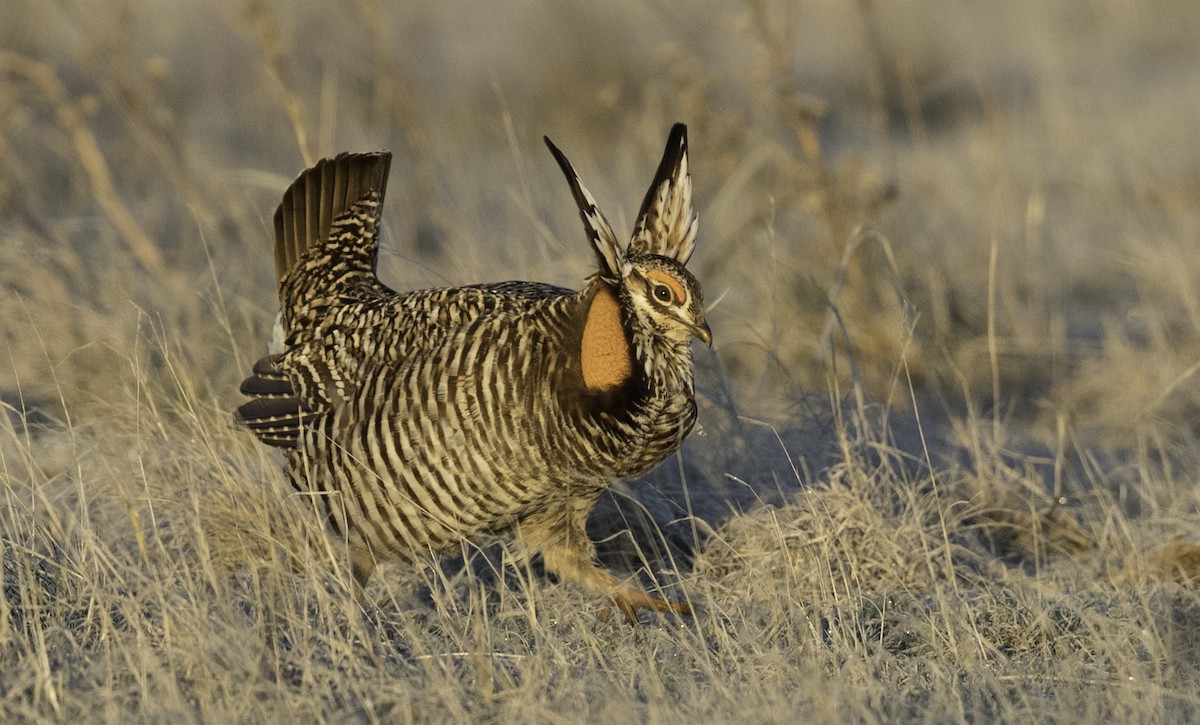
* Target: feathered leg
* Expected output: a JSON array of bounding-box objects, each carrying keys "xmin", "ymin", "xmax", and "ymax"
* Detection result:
[{"xmin": 519, "ymin": 505, "xmax": 691, "ymax": 624}]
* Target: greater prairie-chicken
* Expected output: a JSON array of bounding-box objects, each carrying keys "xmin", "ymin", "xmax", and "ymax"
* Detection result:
[{"xmin": 235, "ymin": 124, "xmax": 710, "ymax": 621}]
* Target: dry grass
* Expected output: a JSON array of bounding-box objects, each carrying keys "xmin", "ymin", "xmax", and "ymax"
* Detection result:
[{"xmin": 3, "ymin": 0, "xmax": 1200, "ymax": 721}]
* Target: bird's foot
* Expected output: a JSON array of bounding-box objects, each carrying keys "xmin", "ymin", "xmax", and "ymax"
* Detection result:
[{"xmin": 600, "ymin": 588, "xmax": 692, "ymax": 624}]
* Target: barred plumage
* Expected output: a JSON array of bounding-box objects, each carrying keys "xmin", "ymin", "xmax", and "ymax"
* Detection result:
[{"xmin": 235, "ymin": 124, "xmax": 710, "ymax": 621}]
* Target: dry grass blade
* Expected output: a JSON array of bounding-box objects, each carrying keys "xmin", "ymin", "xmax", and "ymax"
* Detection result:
[
  {"xmin": 2, "ymin": 1, "xmax": 1199, "ymax": 721},
  {"xmin": 0, "ymin": 50, "xmax": 165, "ymax": 277}
]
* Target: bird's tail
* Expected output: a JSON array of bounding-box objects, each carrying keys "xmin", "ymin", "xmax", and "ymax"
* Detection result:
[{"xmin": 273, "ymin": 151, "xmax": 393, "ymax": 328}]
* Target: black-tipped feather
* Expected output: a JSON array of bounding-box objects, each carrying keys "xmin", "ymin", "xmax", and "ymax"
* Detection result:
[
  {"xmin": 629, "ymin": 123, "xmax": 697, "ymax": 264},
  {"xmin": 543, "ymin": 136, "xmax": 625, "ymax": 281}
]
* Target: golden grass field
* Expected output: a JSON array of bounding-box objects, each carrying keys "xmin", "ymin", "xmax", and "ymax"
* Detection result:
[{"xmin": 3, "ymin": 0, "xmax": 1200, "ymax": 720}]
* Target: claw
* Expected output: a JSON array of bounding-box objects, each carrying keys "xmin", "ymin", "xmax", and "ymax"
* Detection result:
[{"xmin": 599, "ymin": 588, "xmax": 693, "ymax": 624}]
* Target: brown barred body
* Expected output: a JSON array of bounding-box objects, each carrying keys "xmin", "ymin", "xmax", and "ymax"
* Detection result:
[{"xmin": 235, "ymin": 125, "xmax": 709, "ymax": 622}]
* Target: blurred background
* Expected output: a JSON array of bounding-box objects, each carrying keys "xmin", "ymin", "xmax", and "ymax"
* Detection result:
[
  {"xmin": 3, "ymin": 0, "xmax": 1200, "ymax": 456},
  {"xmin": 3, "ymin": 3, "xmax": 1200, "ymax": 718}
]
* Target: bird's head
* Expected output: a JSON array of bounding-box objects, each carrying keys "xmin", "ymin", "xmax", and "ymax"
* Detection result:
[{"xmin": 545, "ymin": 123, "xmax": 711, "ymax": 350}]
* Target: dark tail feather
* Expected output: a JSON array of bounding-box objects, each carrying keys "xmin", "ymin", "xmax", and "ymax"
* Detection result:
[
  {"xmin": 241, "ymin": 153, "xmax": 390, "ymax": 451},
  {"xmin": 234, "ymin": 354, "xmax": 316, "ymax": 449},
  {"xmin": 239, "ymin": 354, "xmax": 293, "ymax": 397},
  {"xmin": 272, "ymin": 151, "xmax": 393, "ymax": 285}
]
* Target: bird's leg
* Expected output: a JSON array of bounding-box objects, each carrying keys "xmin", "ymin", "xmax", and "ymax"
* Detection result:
[
  {"xmin": 522, "ymin": 511, "xmax": 691, "ymax": 624},
  {"xmin": 539, "ymin": 541, "xmax": 691, "ymax": 624},
  {"xmin": 349, "ymin": 542, "xmax": 376, "ymax": 602}
]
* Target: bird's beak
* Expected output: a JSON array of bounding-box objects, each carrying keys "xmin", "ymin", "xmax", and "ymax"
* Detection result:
[{"xmin": 692, "ymin": 320, "xmax": 713, "ymax": 347}]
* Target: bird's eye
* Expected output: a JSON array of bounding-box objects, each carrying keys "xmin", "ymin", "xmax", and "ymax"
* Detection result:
[{"xmin": 652, "ymin": 284, "xmax": 673, "ymax": 303}]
